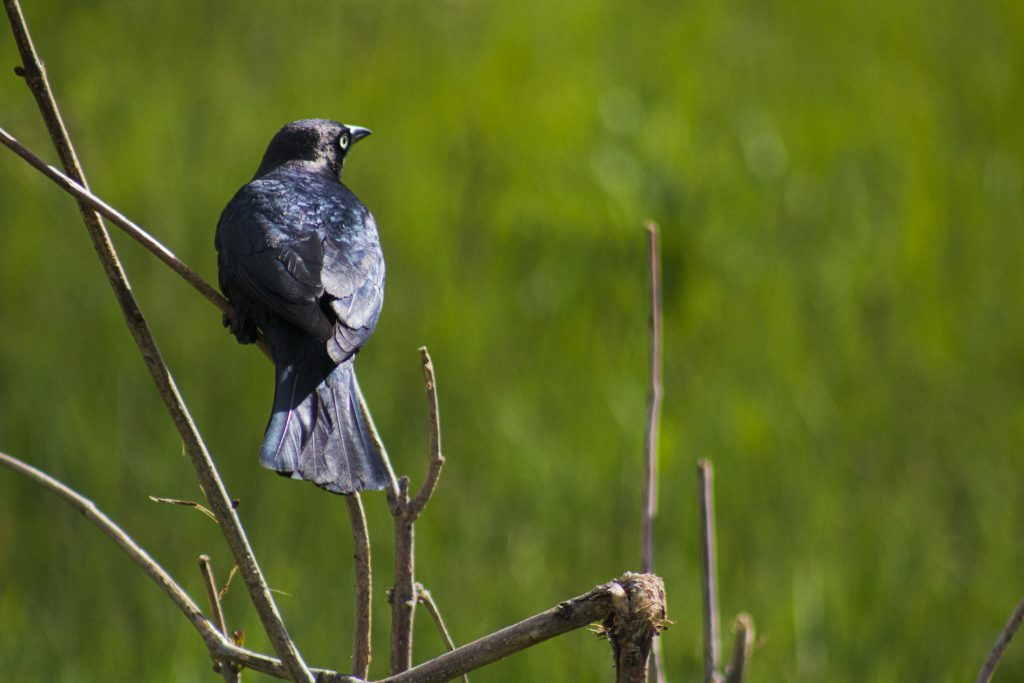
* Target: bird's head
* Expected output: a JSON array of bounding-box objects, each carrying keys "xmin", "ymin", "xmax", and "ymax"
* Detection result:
[{"xmin": 254, "ymin": 118, "xmax": 372, "ymax": 179}]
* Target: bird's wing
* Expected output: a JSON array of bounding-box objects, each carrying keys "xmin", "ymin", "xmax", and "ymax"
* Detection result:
[
  {"xmin": 321, "ymin": 210, "xmax": 385, "ymax": 362},
  {"xmin": 216, "ymin": 181, "xmax": 333, "ymax": 341}
]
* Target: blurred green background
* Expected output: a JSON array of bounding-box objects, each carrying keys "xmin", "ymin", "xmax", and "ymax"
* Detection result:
[{"xmin": 2, "ymin": 1, "xmax": 1023, "ymax": 680}]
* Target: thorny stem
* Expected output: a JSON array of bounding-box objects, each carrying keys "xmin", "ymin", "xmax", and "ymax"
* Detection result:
[{"xmin": 3, "ymin": 2, "xmax": 311, "ymax": 679}]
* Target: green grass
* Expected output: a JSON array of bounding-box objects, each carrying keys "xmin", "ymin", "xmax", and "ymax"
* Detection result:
[{"xmin": 2, "ymin": 1, "xmax": 1023, "ymax": 680}]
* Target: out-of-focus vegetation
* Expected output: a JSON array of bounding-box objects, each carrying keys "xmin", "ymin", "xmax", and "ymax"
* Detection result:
[{"xmin": 2, "ymin": 1, "xmax": 1023, "ymax": 680}]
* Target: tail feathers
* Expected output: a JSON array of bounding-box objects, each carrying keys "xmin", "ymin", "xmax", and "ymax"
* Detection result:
[{"xmin": 261, "ymin": 358, "xmax": 389, "ymax": 494}]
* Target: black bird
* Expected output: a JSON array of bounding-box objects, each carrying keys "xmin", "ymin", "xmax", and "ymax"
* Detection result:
[{"xmin": 215, "ymin": 118, "xmax": 390, "ymax": 494}]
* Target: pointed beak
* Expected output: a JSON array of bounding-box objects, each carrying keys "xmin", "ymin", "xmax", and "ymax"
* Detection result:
[{"xmin": 347, "ymin": 126, "xmax": 372, "ymax": 143}]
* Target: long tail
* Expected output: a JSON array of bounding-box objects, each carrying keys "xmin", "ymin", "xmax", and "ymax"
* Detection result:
[{"xmin": 261, "ymin": 351, "xmax": 389, "ymax": 494}]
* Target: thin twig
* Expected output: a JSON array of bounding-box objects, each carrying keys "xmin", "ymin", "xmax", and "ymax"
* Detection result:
[
  {"xmin": 380, "ymin": 574, "xmax": 666, "ymax": 683},
  {"xmin": 150, "ymin": 495, "xmax": 218, "ymax": 522},
  {"xmin": 724, "ymin": 613, "xmax": 754, "ymax": 683},
  {"xmin": 3, "ymin": 3, "xmax": 311, "ymax": 680},
  {"xmin": 641, "ymin": 221, "xmax": 662, "ymax": 575},
  {"xmin": 199, "ymin": 555, "xmax": 229, "ymax": 638},
  {"xmin": 220, "ymin": 564, "xmax": 240, "ymax": 602},
  {"xmin": 390, "ymin": 348, "xmax": 448, "ymax": 673},
  {"xmin": 410, "ymin": 347, "xmax": 445, "ymax": 516},
  {"xmin": 200, "ymin": 555, "xmax": 241, "ymax": 683},
  {"xmin": 641, "ymin": 221, "xmax": 665, "ymax": 683},
  {"xmin": 345, "ymin": 493, "xmax": 373, "ymax": 680},
  {"xmin": 415, "ymin": 583, "xmax": 469, "ymax": 683},
  {"xmin": 698, "ymin": 459, "xmax": 722, "ymax": 683},
  {"xmin": 0, "ymin": 125, "xmax": 272, "ymax": 361},
  {"xmin": 976, "ymin": 594, "xmax": 1024, "ymax": 683}
]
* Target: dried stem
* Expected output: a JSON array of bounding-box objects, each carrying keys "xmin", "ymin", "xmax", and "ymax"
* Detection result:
[
  {"xmin": 390, "ymin": 474, "xmax": 417, "ymax": 674},
  {"xmin": 200, "ymin": 554, "xmax": 241, "ymax": 682},
  {"xmin": 3, "ymin": 3, "xmax": 310, "ymax": 679},
  {"xmin": 641, "ymin": 221, "xmax": 662, "ymax": 575},
  {"xmin": 345, "ymin": 493, "xmax": 373, "ymax": 679},
  {"xmin": 415, "ymin": 584, "xmax": 469, "ymax": 683},
  {"xmin": 411, "ymin": 347, "xmax": 445, "ymax": 514},
  {"xmin": 724, "ymin": 613, "xmax": 753, "ymax": 683},
  {"xmin": 976, "ymin": 594, "xmax": 1024, "ymax": 683},
  {"xmin": 698, "ymin": 459, "xmax": 722, "ymax": 683},
  {"xmin": 199, "ymin": 555, "xmax": 229, "ymax": 638},
  {"xmin": 390, "ymin": 347, "xmax": 447, "ymax": 673},
  {"xmin": 641, "ymin": 221, "xmax": 665, "ymax": 683}
]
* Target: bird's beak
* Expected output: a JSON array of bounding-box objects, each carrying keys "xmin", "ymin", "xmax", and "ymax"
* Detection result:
[{"xmin": 347, "ymin": 126, "xmax": 372, "ymax": 143}]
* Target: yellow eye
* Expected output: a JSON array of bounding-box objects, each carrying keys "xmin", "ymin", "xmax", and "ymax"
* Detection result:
[{"xmin": 339, "ymin": 133, "xmax": 350, "ymax": 150}]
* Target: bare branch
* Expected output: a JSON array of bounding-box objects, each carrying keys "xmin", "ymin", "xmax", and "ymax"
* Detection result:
[
  {"xmin": 199, "ymin": 555, "xmax": 230, "ymax": 639},
  {"xmin": 380, "ymin": 574, "xmax": 666, "ymax": 683},
  {"xmin": 410, "ymin": 347, "xmax": 445, "ymax": 516},
  {"xmin": 698, "ymin": 459, "xmax": 722, "ymax": 683},
  {"xmin": 3, "ymin": 3, "xmax": 311, "ymax": 679},
  {"xmin": 200, "ymin": 555, "xmax": 241, "ymax": 683},
  {"xmin": 345, "ymin": 493, "xmax": 373, "ymax": 680},
  {"xmin": 641, "ymin": 221, "xmax": 662, "ymax": 575},
  {"xmin": 976, "ymin": 594, "xmax": 1024, "ymax": 683},
  {"xmin": 641, "ymin": 221, "xmax": 665, "ymax": 683},
  {"xmin": 416, "ymin": 584, "xmax": 469, "ymax": 683},
  {"xmin": 390, "ymin": 476, "xmax": 417, "ymax": 674},
  {"xmin": 724, "ymin": 613, "xmax": 753, "ymax": 683},
  {"xmin": 390, "ymin": 347, "xmax": 449, "ymax": 673}
]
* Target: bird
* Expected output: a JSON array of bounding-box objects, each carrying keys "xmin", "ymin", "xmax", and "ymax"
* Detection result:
[{"xmin": 215, "ymin": 118, "xmax": 390, "ymax": 494}]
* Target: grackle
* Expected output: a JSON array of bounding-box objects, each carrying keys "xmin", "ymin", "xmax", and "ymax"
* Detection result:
[{"xmin": 215, "ymin": 119, "xmax": 389, "ymax": 494}]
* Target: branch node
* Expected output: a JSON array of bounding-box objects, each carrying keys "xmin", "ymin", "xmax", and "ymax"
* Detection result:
[{"xmin": 598, "ymin": 574, "xmax": 668, "ymax": 683}]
